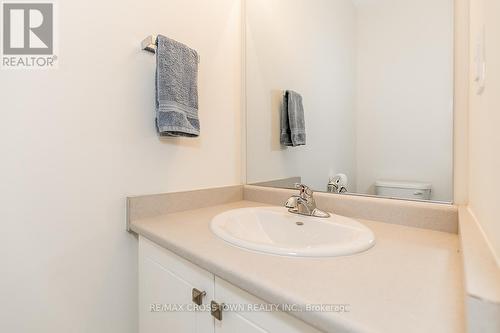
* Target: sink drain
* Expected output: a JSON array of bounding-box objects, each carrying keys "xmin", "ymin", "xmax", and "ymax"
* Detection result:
[{"xmin": 296, "ymin": 221, "xmax": 304, "ymax": 226}]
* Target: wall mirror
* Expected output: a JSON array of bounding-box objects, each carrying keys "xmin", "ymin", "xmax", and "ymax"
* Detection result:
[{"xmin": 245, "ymin": 0, "xmax": 454, "ymax": 203}]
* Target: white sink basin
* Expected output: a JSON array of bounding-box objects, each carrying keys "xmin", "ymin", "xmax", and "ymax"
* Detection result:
[{"xmin": 210, "ymin": 207, "xmax": 375, "ymax": 257}]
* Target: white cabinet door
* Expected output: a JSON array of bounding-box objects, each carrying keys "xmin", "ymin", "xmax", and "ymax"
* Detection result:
[
  {"xmin": 213, "ymin": 277, "xmax": 323, "ymax": 333},
  {"xmin": 139, "ymin": 236, "xmax": 215, "ymax": 333}
]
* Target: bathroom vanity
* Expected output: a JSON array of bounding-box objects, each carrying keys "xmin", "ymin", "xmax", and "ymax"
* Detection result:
[
  {"xmin": 140, "ymin": 236, "xmax": 321, "ymax": 333},
  {"xmin": 129, "ymin": 185, "xmax": 464, "ymax": 333}
]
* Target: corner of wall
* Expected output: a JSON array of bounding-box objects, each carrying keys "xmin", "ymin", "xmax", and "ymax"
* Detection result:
[
  {"xmin": 453, "ymin": 0, "xmax": 470, "ymax": 205},
  {"xmin": 241, "ymin": 0, "xmax": 248, "ymax": 185}
]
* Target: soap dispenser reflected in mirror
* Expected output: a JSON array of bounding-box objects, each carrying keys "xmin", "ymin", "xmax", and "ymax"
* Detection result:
[{"xmin": 327, "ymin": 174, "xmax": 348, "ymax": 194}]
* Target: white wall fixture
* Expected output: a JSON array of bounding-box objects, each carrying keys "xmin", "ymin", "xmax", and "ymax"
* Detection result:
[{"xmin": 474, "ymin": 26, "xmax": 486, "ymax": 95}]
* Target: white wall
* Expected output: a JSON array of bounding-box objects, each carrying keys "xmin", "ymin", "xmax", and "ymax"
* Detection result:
[
  {"xmin": 468, "ymin": 0, "xmax": 500, "ymax": 265},
  {"xmin": 0, "ymin": 0, "xmax": 242, "ymax": 331},
  {"xmin": 245, "ymin": 0, "xmax": 357, "ymax": 191},
  {"xmin": 355, "ymin": 0, "xmax": 454, "ymax": 201}
]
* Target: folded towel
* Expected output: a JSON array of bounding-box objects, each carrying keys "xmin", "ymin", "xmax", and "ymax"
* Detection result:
[
  {"xmin": 280, "ymin": 90, "xmax": 306, "ymax": 146},
  {"xmin": 280, "ymin": 91, "xmax": 293, "ymax": 146},
  {"xmin": 156, "ymin": 35, "xmax": 200, "ymax": 137}
]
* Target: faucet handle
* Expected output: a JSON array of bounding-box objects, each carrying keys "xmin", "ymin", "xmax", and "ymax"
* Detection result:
[{"xmin": 294, "ymin": 183, "xmax": 313, "ymax": 197}]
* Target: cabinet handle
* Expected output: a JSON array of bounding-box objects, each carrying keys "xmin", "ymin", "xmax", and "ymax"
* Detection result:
[
  {"xmin": 210, "ymin": 301, "xmax": 224, "ymax": 321},
  {"xmin": 192, "ymin": 288, "xmax": 206, "ymax": 306}
]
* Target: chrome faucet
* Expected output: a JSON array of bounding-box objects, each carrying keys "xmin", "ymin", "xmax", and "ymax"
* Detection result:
[{"xmin": 285, "ymin": 184, "xmax": 330, "ymax": 218}]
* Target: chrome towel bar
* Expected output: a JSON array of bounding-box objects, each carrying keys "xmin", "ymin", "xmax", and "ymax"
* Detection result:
[
  {"xmin": 141, "ymin": 34, "xmax": 157, "ymax": 53},
  {"xmin": 141, "ymin": 34, "xmax": 200, "ymax": 63}
]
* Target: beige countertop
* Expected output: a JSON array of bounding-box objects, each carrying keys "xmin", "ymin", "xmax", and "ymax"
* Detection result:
[{"xmin": 130, "ymin": 200, "xmax": 464, "ymax": 333}]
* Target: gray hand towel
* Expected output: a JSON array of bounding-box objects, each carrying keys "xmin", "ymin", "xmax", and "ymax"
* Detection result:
[
  {"xmin": 156, "ymin": 35, "xmax": 200, "ymax": 137},
  {"xmin": 280, "ymin": 90, "xmax": 306, "ymax": 146}
]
